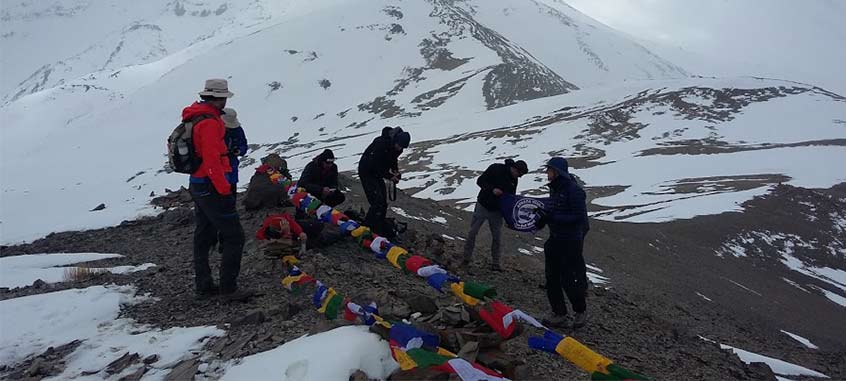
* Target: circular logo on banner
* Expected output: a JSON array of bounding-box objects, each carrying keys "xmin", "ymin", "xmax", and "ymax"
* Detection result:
[{"xmin": 512, "ymin": 197, "xmax": 545, "ymax": 231}]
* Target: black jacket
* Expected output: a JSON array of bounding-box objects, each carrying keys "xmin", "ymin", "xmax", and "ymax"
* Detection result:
[
  {"xmin": 546, "ymin": 174, "xmax": 590, "ymax": 240},
  {"xmin": 476, "ymin": 162, "xmax": 518, "ymax": 212},
  {"xmin": 358, "ymin": 128, "xmax": 400, "ymax": 179},
  {"xmin": 298, "ymin": 160, "xmax": 339, "ymax": 196}
]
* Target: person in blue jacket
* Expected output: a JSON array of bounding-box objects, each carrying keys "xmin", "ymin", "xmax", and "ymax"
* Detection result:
[
  {"xmin": 535, "ymin": 157, "xmax": 590, "ymax": 329},
  {"xmin": 213, "ymin": 108, "xmax": 248, "ymax": 255},
  {"xmin": 221, "ymin": 108, "xmax": 248, "ymax": 196}
]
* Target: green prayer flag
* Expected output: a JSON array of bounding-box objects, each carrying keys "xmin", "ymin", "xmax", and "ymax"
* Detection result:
[
  {"xmin": 463, "ymin": 281, "xmax": 497, "ymax": 300},
  {"xmin": 608, "ymin": 364, "xmax": 650, "ymax": 381},
  {"xmin": 406, "ymin": 348, "xmax": 452, "ymax": 369},
  {"xmin": 324, "ymin": 294, "xmax": 344, "ymax": 320}
]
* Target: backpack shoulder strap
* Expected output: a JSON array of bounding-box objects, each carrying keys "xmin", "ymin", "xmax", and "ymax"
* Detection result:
[{"xmin": 187, "ymin": 114, "xmax": 214, "ymax": 124}]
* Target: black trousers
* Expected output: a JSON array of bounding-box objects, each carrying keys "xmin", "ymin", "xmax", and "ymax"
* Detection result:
[
  {"xmin": 190, "ymin": 182, "xmax": 245, "ymax": 293},
  {"xmin": 361, "ymin": 175, "xmax": 387, "ymax": 232},
  {"xmin": 544, "ymin": 238, "xmax": 587, "ymax": 315}
]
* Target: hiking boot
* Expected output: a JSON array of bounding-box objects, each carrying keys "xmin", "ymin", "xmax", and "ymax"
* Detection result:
[
  {"xmin": 573, "ymin": 312, "xmax": 587, "ymax": 329},
  {"xmin": 542, "ymin": 314, "xmax": 573, "ymax": 329},
  {"xmin": 194, "ymin": 284, "xmax": 220, "ymax": 300},
  {"xmin": 220, "ymin": 289, "xmax": 258, "ymax": 303},
  {"xmin": 490, "ymin": 263, "xmax": 504, "ymax": 272}
]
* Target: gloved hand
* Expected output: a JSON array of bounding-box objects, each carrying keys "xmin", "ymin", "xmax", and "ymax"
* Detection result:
[{"xmin": 534, "ymin": 208, "xmax": 548, "ymax": 230}]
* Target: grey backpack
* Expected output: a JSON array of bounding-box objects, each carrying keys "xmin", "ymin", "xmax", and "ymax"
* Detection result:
[{"xmin": 167, "ymin": 114, "xmax": 212, "ymax": 174}]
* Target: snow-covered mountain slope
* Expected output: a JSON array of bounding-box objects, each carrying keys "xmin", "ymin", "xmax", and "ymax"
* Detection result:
[
  {"xmin": 563, "ymin": 0, "xmax": 846, "ymax": 97},
  {"xmin": 399, "ymin": 78, "xmax": 846, "ymax": 222},
  {"xmin": 1, "ymin": 0, "xmax": 693, "ymax": 243},
  {"xmin": 1, "ymin": 0, "xmax": 844, "ymax": 246}
]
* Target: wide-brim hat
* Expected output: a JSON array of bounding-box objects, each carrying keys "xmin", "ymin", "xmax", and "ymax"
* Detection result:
[
  {"xmin": 199, "ymin": 78, "xmax": 234, "ymax": 98},
  {"xmin": 221, "ymin": 108, "xmax": 241, "ymax": 129}
]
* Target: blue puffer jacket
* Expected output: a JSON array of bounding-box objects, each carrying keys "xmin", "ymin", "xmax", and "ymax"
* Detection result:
[
  {"xmin": 546, "ymin": 174, "xmax": 590, "ymax": 241},
  {"xmin": 224, "ymin": 127, "xmax": 248, "ymax": 185}
]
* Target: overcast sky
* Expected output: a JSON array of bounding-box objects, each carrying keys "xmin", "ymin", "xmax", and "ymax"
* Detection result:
[{"xmin": 564, "ymin": 0, "xmax": 846, "ymax": 95}]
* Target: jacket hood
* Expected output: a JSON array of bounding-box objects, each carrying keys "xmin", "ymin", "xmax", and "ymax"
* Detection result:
[
  {"xmin": 182, "ymin": 101, "xmax": 221, "ymax": 120},
  {"xmin": 314, "ymin": 149, "xmax": 335, "ymax": 163}
]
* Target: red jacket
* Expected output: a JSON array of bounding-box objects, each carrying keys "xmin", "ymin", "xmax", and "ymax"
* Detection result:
[
  {"xmin": 183, "ymin": 102, "xmax": 231, "ymax": 195},
  {"xmin": 257, "ymin": 213, "xmax": 304, "ymax": 240}
]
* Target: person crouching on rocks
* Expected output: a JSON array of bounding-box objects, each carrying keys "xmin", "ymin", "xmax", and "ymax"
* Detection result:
[
  {"xmin": 256, "ymin": 213, "xmax": 308, "ymax": 258},
  {"xmin": 243, "ymin": 154, "xmax": 291, "ymax": 211},
  {"xmin": 536, "ymin": 157, "xmax": 590, "ymax": 329},
  {"xmin": 298, "ymin": 149, "xmax": 345, "ymax": 208}
]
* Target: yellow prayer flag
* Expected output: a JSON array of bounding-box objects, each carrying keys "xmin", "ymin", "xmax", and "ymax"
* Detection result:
[
  {"xmin": 281, "ymin": 274, "xmax": 304, "ymax": 289},
  {"xmin": 282, "ymin": 255, "xmax": 299, "ymax": 266},
  {"xmin": 555, "ymin": 336, "xmax": 613, "ymax": 374},
  {"xmin": 386, "ymin": 246, "xmax": 408, "ymax": 268},
  {"xmin": 351, "ymin": 226, "xmax": 370, "ymax": 238},
  {"xmin": 450, "ymin": 282, "xmax": 480, "ymax": 306},
  {"xmin": 317, "ymin": 288, "xmax": 337, "ymax": 313},
  {"xmin": 392, "ymin": 348, "xmax": 418, "ymax": 371}
]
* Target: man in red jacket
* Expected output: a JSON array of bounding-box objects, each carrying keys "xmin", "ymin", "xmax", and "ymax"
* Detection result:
[{"xmin": 185, "ymin": 79, "xmax": 248, "ymax": 301}]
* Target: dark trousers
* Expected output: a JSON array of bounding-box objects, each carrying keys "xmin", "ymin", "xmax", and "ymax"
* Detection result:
[
  {"xmin": 361, "ymin": 175, "xmax": 388, "ymax": 232},
  {"xmin": 544, "ymin": 238, "xmax": 587, "ymax": 315},
  {"xmin": 190, "ymin": 183, "xmax": 245, "ymax": 293}
]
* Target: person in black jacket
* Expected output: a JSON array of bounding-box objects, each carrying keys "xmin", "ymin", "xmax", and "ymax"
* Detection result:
[
  {"xmin": 535, "ymin": 157, "xmax": 590, "ymax": 329},
  {"xmin": 298, "ymin": 149, "xmax": 345, "ymax": 207},
  {"xmin": 461, "ymin": 159, "xmax": 529, "ymax": 272},
  {"xmin": 358, "ymin": 127, "xmax": 411, "ymax": 236}
]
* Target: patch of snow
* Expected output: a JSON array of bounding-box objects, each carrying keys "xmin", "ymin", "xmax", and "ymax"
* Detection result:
[
  {"xmin": 719, "ymin": 343, "xmax": 829, "ymax": 378},
  {"xmin": 0, "ymin": 253, "xmax": 155, "ymax": 288},
  {"xmin": 782, "ymin": 278, "xmax": 811, "ymax": 294},
  {"xmin": 391, "ymin": 207, "xmax": 423, "ymax": 221},
  {"xmin": 430, "ymin": 216, "xmax": 447, "ymax": 224},
  {"xmin": 587, "ymin": 272, "xmax": 609, "ymax": 285},
  {"xmin": 585, "ymin": 264, "xmax": 604, "ymax": 273},
  {"xmin": 780, "ymin": 330, "xmax": 818, "ymax": 350},
  {"xmin": 0, "ymin": 285, "xmax": 223, "ymax": 375},
  {"xmin": 720, "ymin": 243, "xmax": 747, "ymax": 258},
  {"xmin": 831, "ymin": 211, "xmax": 846, "ymax": 234},
  {"xmin": 441, "ymin": 234, "xmax": 456, "ymax": 241},
  {"xmin": 532, "ymin": 246, "xmax": 544, "ymax": 252},
  {"xmin": 696, "ymin": 292, "xmax": 713, "ymax": 302},
  {"xmin": 391, "ymin": 207, "xmax": 447, "ymax": 225},
  {"xmin": 517, "ymin": 248, "xmax": 533, "ymax": 256},
  {"xmin": 809, "ymin": 285, "xmax": 846, "ymax": 308},
  {"xmin": 221, "ymin": 326, "xmax": 397, "ymax": 381},
  {"xmin": 104, "ymin": 263, "xmax": 157, "ymax": 275},
  {"xmin": 726, "ymin": 279, "xmax": 762, "ymax": 296},
  {"xmin": 780, "ymin": 253, "xmax": 846, "ymax": 293}
]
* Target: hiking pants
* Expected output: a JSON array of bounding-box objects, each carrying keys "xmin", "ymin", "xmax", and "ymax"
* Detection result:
[
  {"xmin": 361, "ymin": 175, "xmax": 387, "ymax": 233},
  {"xmin": 544, "ymin": 238, "xmax": 587, "ymax": 315},
  {"xmin": 190, "ymin": 182, "xmax": 245, "ymax": 294},
  {"xmin": 462, "ymin": 203, "xmax": 503, "ymax": 265}
]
